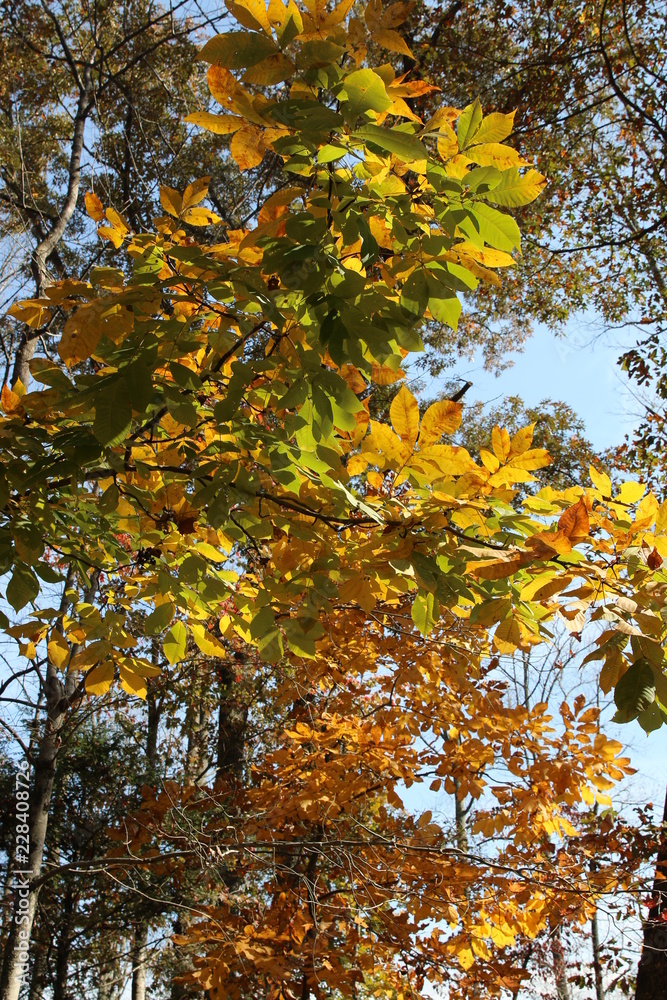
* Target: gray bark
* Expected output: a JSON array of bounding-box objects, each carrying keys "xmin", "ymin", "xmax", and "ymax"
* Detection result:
[
  {"xmin": 11, "ymin": 67, "xmax": 92, "ymax": 389},
  {"xmin": 0, "ymin": 569, "xmax": 93, "ymax": 1000},
  {"xmin": 591, "ymin": 904, "xmax": 605, "ymax": 1000}
]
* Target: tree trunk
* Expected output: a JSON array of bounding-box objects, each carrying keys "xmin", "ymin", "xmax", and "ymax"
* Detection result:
[
  {"xmin": 130, "ymin": 922, "xmax": 149, "ymax": 1000},
  {"xmin": 0, "ymin": 569, "xmax": 87, "ymax": 1000},
  {"xmin": 130, "ymin": 678, "xmax": 160, "ymax": 1000},
  {"xmin": 98, "ymin": 946, "xmax": 121, "ymax": 1000},
  {"xmin": 53, "ymin": 888, "xmax": 74, "ymax": 1000},
  {"xmin": 216, "ymin": 661, "xmax": 247, "ymax": 781},
  {"xmin": 27, "ymin": 926, "xmax": 47, "ymax": 1000},
  {"xmin": 635, "ymin": 784, "xmax": 667, "ymax": 1000},
  {"xmin": 591, "ymin": 903, "xmax": 605, "ymax": 1000},
  {"xmin": 551, "ymin": 921, "xmax": 572, "ymax": 1000},
  {"xmin": 0, "ymin": 673, "xmax": 70, "ymax": 1000}
]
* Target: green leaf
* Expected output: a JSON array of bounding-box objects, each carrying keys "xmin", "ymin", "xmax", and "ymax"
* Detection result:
[
  {"xmin": 282, "ymin": 619, "xmax": 317, "ymax": 658},
  {"xmin": 338, "ymin": 70, "xmax": 391, "ymax": 120},
  {"xmin": 354, "ymin": 125, "xmax": 424, "ymax": 163},
  {"xmin": 638, "ymin": 700, "xmax": 665, "ymax": 734},
  {"xmin": 93, "ymin": 382, "xmax": 132, "ymax": 446},
  {"xmin": 468, "ymin": 204, "xmax": 521, "ymax": 252},
  {"xmin": 484, "ymin": 168, "xmax": 546, "ymax": 208},
  {"xmin": 99, "ymin": 483, "xmax": 119, "ymax": 514},
  {"xmin": 197, "ymin": 31, "xmax": 278, "ymax": 68},
  {"xmin": 400, "ymin": 270, "xmax": 429, "ymax": 317},
  {"xmin": 163, "ymin": 620, "xmax": 187, "ymax": 665},
  {"xmin": 425, "ymin": 273, "xmax": 462, "ymax": 329},
  {"xmin": 122, "ymin": 361, "xmax": 154, "ymax": 412},
  {"xmin": 317, "ymin": 143, "xmax": 347, "ymax": 163},
  {"xmin": 257, "ymin": 627, "xmax": 284, "ymax": 663},
  {"xmin": 457, "ymin": 98, "xmax": 483, "ymax": 150},
  {"xmin": 411, "ymin": 592, "xmax": 439, "ymax": 637},
  {"xmin": 613, "ymin": 659, "xmax": 656, "ymax": 723},
  {"xmin": 145, "ymin": 602, "xmax": 175, "ymax": 636},
  {"xmin": 249, "ymin": 605, "xmax": 276, "ymax": 640},
  {"xmin": 6, "ymin": 565, "xmax": 39, "ymax": 612}
]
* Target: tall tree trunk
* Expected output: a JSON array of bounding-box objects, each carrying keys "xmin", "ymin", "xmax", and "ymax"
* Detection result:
[
  {"xmin": 635, "ymin": 784, "xmax": 667, "ymax": 1000},
  {"xmin": 53, "ymin": 888, "xmax": 74, "ymax": 1000},
  {"xmin": 216, "ymin": 661, "xmax": 247, "ymax": 781},
  {"xmin": 0, "ymin": 568, "xmax": 90, "ymax": 1000},
  {"xmin": 591, "ymin": 904, "xmax": 605, "ymax": 1000},
  {"xmin": 551, "ymin": 920, "xmax": 572, "ymax": 1000},
  {"xmin": 130, "ymin": 673, "xmax": 161, "ymax": 1000},
  {"xmin": 130, "ymin": 921, "xmax": 149, "ymax": 1000},
  {"xmin": 27, "ymin": 921, "xmax": 47, "ymax": 1000},
  {"xmin": 98, "ymin": 945, "xmax": 120, "ymax": 1000}
]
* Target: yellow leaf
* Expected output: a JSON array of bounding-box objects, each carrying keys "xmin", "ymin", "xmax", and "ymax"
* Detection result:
[
  {"xmin": 182, "ymin": 176, "xmax": 211, "ymax": 210},
  {"xmin": 509, "ymin": 448, "xmax": 550, "ymax": 471},
  {"xmin": 415, "ymin": 444, "xmax": 477, "ymax": 477},
  {"xmin": 226, "ymin": 0, "xmax": 273, "ymax": 34},
  {"xmin": 364, "ymin": 421, "xmax": 410, "ymax": 466},
  {"xmin": 47, "ymin": 629, "xmax": 71, "ymax": 669},
  {"xmin": 119, "ymin": 665, "xmax": 147, "ymax": 699},
  {"xmin": 97, "ymin": 226, "xmax": 124, "ymax": 248},
  {"xmin": 417, "ymin": 400, "xmax": 462, "ymax": 446},
  {"xmin": 371, "ymin": 363, "xmax": 405, "ymax": 385},
  {"xmin": 190, "ymin": 623, "xmax": 226, "ymax": 657},
  {"xmin": 58, "ymin": 306, "xmax": 101, "ymax": 367},
  {"xmin": 8, "ymin": 300, "xmax": 51, "ymax": 328},
  {"xmin": 457, "ymin": 946, "xmax": 475, "ymax": 971},
  {"xmin": 469, "ymin": 110, "xmax": 515, "ymax": 144},
  {"xmin": 85, "ymin": 661, "xmax": 115, "ymax": 696},
  {"xmin": 182, "ymin": 207, "xmax": 222, "ymax": 227},
  {"xmin": 84, "ymin": 191, "xmax": 105, "ymax": 222},
  {"xmin": 267, "ymin": 0, "xmax": 287, "ymax": 23},
  {"xmin": 374, "ymin": 27, "xmax": 412, "ymax": 57},
  {"xmin": 435, "ymin": 124, "xmax": 458, "ymax": 160},
  {"xmin": 456, "ymin": 242, "xmax": 515, "ymax": 267},
  {"xmin": 510, "ymin": 423, "xmax": 534, "ymax": 456},
  {"xmin": 589, "ymin": 465, "xmax": 611, "ymax": 497},
  {"xmin": 491, "ymin": 425, "xmax": 510, "ymax": 462},
  {"xmin": 467, "ymin": 142, "xmax": 527, "ymax": 168},
  {"xmin": 105, "ymin": 208, "xmax": 129, "ymax": 234},
  {"xmin": 617, "ymin": 480, "xmax": 646, "ymax": 505},
  {"xmin": 185, "ymin": 111, "xmax": 245, "ymax": 134},
  {"xmin": 160, "ymin": 186, "xmax": 183, "ymax": 218},
  {"xmin": 390, "ymin": 385, "xmax": 419, "ymax": 448},
  {"xmin": 493, "ymin": 617, "xmax": 523, "ymax": 653},
  {"xmin": 479, "ymin": 448, "xmax": 499, "ymax": 473},
  {"xmin": 380, "ymin": 0, "xmax": 414, "ymax": 28},
  {"xmin": 230, "ymin": 126, "xmax": 265, "ymax": 170}
]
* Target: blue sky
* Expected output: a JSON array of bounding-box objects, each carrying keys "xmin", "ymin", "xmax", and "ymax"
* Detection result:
[
  {"xmin": 453, "ymin": 319, "xmax": 642, "ymax": 453},
  {"xmin": 451, "ymin": 319, "xmax": 667, "ymax": 801}
]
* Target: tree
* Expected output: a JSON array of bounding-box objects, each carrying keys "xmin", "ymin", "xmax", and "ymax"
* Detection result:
[{"xmin": 1, "ymin": 1, "xmax": 666, "ymax": 998}]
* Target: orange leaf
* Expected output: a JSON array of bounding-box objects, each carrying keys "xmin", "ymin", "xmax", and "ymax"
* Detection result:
[
  {"xmin": 1, "ymin": 384, "xmax": 23, "ymax": 415},
  {"xmin": 230, "ymin": 126, "xmax": 265, "ymax": 170},
  {"xmin": 558, "ymin": 498, "xmax": 589, "ymax": 541},
  {"xmin": 84, "ymin": 191, "xmax": 105, "ymax": 222}
]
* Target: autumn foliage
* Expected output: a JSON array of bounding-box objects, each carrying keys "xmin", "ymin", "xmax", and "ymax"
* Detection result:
[{"xmin": 1, "ymin": 1, "xmax": 667, "ymax": 998}]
